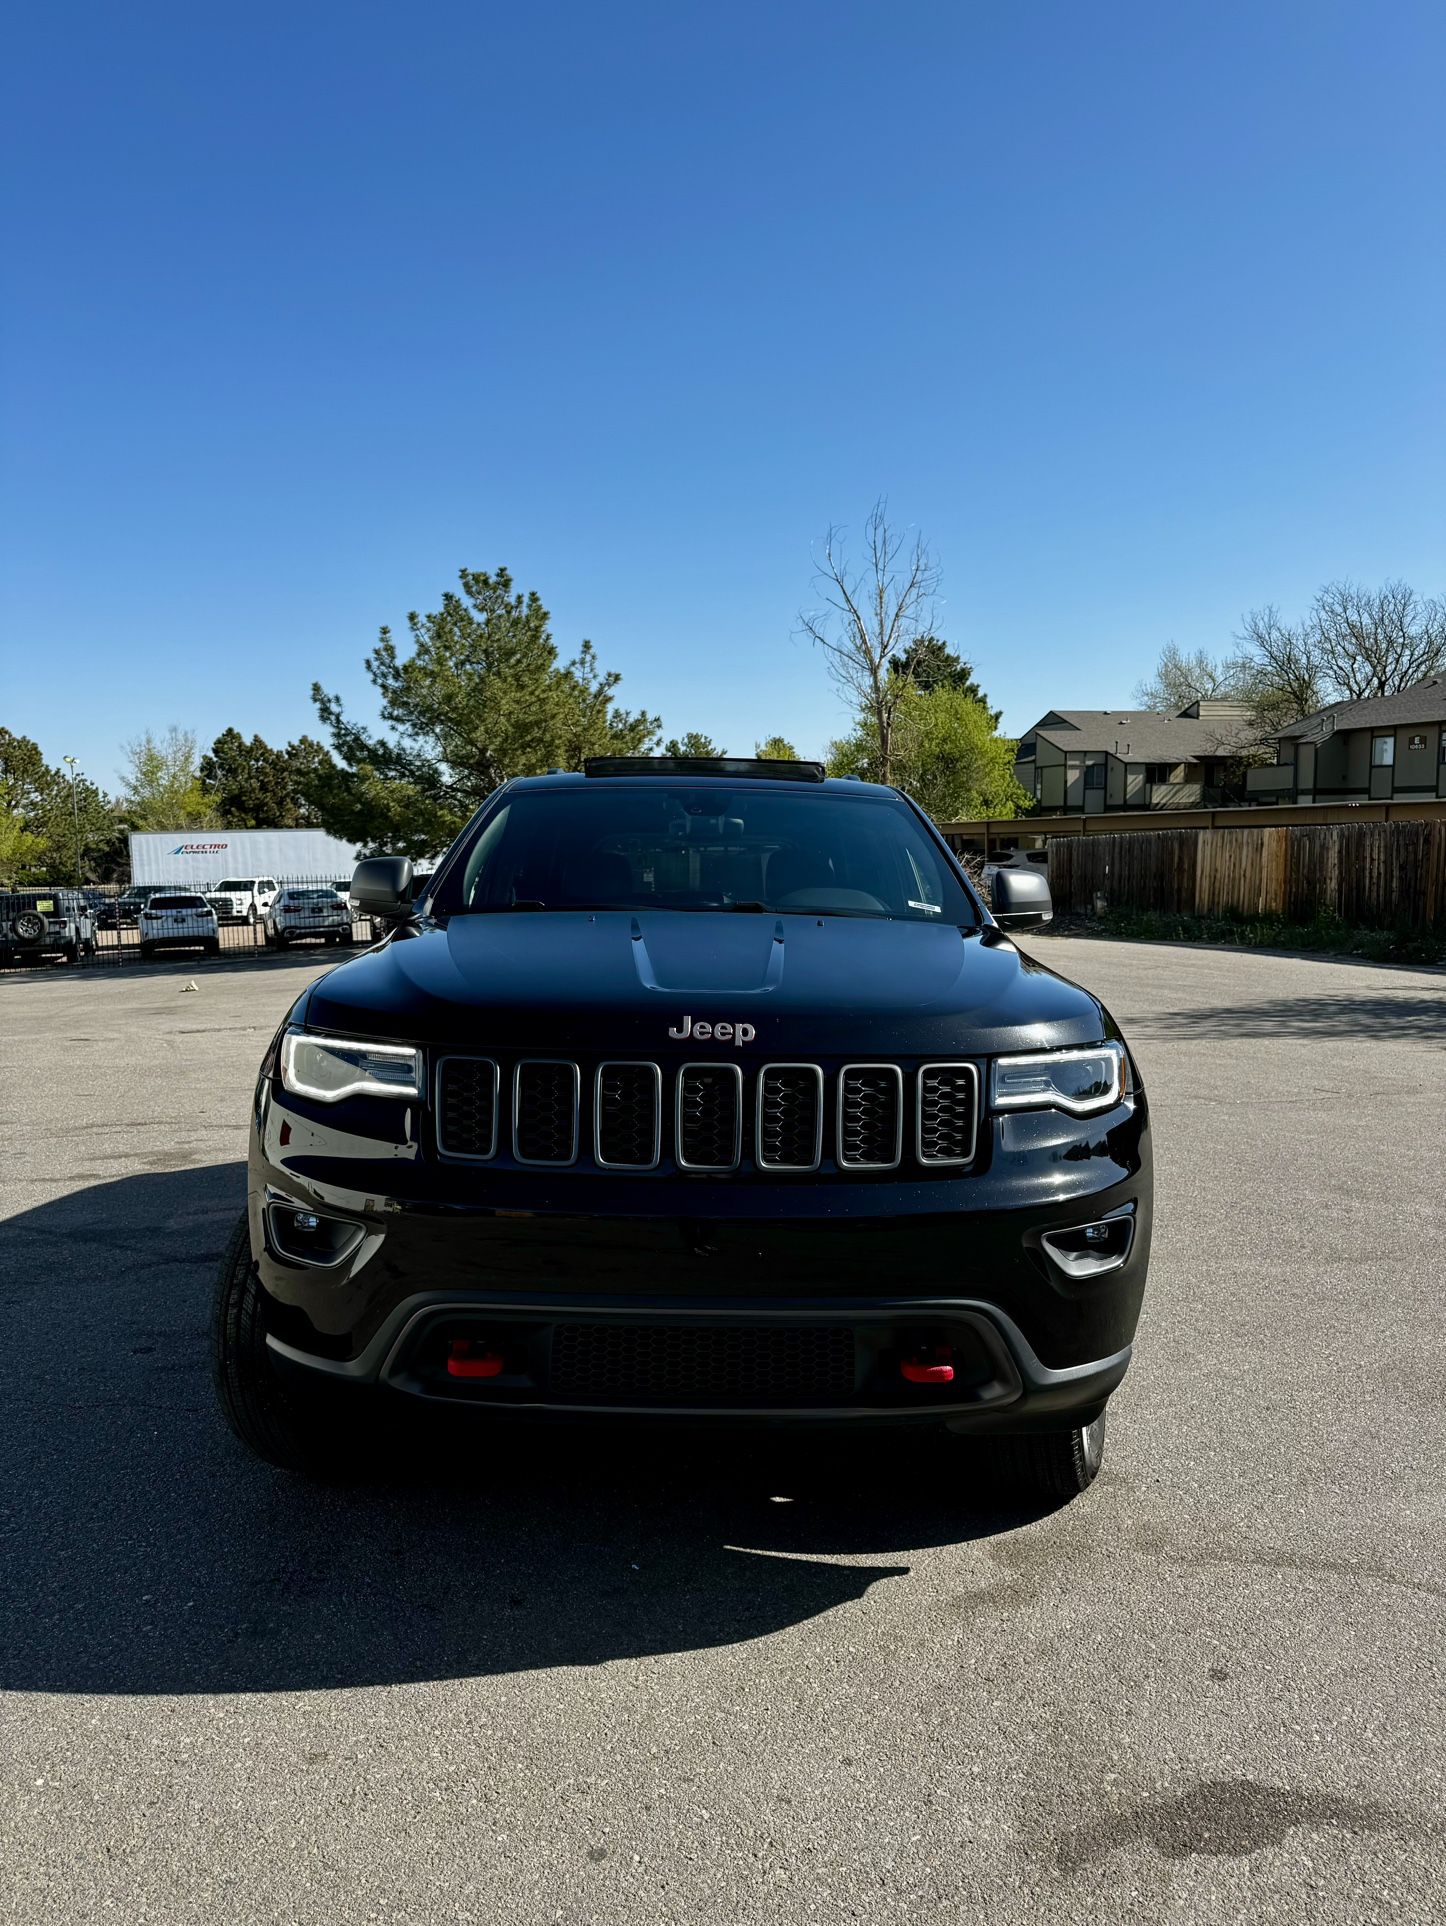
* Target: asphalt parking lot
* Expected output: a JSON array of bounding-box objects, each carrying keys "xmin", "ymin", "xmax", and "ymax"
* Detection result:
[{"xmin": 1, "ymin": 938, "xmax": 1442, "ymax": 1924}]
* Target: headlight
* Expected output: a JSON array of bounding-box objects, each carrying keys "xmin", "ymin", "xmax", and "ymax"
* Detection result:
[
  {"xmin": 990, "ymin": 1041, "xmax": 1127, "ymax": 1116},
  {"xmin": 279, "ymin": 1030, "xmax": 422, "ymax": 1102}
]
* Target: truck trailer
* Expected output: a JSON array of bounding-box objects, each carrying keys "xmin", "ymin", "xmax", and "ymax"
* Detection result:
[{"xmin": 127, "ymin": 827, "xmax": 367, "ymax": 891}]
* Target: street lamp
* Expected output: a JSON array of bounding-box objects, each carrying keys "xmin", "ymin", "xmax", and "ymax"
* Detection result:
[{"xmin": 62, "ymin": 756, "xmax": 81, "ymax": 885}]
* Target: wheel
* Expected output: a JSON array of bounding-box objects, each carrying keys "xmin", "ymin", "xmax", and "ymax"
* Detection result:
[
  {"xmin": 83, "ymin": 937, "xmax": 97, "ymax": 958},
  {"xmin": 139, "ymin": 941, "xmax": 155, "ymax": 960},
  {"xmin": 275, "ymin": 933, "xmax": 290, "ymax": 950},
  {"xmin": 212, "ymin": 1212, "xmax": 372, "ymax": 1477},
  {"xmin": 63, "ymin": 941, "xmax": 79, "ymax": 964},
  {"xmin": 974, "ymin": 1413, "xmax": 1107, "ymax": 1502},
  {"xmin": 246, "ymin": 905, "xmax": 257, "ymax": 924},
  {"xmin": 205, "ymin": 938, "xmax": 220, "ymax": 956}
]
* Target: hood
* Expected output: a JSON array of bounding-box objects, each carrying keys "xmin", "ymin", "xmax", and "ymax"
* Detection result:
[{"xmin": 303, "ymin": 911, "xmax": 1107, "ymax": 1058}]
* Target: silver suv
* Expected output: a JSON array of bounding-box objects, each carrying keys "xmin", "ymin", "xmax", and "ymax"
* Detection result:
[{"xmin": 0, "ymin": 889, "xmax": 97, "ymax": 968}]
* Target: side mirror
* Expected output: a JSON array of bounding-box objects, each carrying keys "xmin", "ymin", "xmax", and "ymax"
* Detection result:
[
  {"xmin": 990, "ymin": 867, "xmax": 1053, "ymax": 928},
  {"xmin": 350, "ymin": 855, "xmax": 415, "ymax": 923}
]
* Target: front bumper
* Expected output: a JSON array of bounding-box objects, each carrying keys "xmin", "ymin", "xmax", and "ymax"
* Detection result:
[{"xmin": 247, "ymin": 1075, "xmax": 1152, "ymax": 1431}]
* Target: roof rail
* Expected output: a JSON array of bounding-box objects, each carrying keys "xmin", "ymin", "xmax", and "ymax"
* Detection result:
[{"xmin": 582, "ymin": 756, "xmax": 826, "ymax": 783}]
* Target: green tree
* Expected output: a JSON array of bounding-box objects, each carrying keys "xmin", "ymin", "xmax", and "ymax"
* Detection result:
[
  {"xmin": 119, "ymin": 727, "xmax": 217, "ymax": 832},
  {"xmin": 200, "ymin": 728, "xmax": 337, "ymax": 827},
  {"xmin": 754, "ymin": 735, "xmax": 801, "ymax": 760},
  {"xmin": 311, "ymin": 567, "xmax": 661, "ymax": 856},
  {"xmin": 662, "ymin": 732, "xmax": 726, "ymax": 757},
  {"xmin": 0, "ymin": 805, "xmax": 42, "ymax": 884},
  {"xmin": 892, "ymin": 637, "xmax": 1001, "ymax": 724},
  {"xmin": 0, "ymin": 729, "xmax": 122, "ymax": 880},
  {"xmin": 827, "ymin": 686, "xmax": 1028, "ymax": 821}
]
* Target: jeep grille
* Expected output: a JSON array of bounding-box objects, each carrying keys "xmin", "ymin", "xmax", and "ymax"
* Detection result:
[{"xmin": 435, "ymin": 1057, "xmax": 979, "ymax": 1174}]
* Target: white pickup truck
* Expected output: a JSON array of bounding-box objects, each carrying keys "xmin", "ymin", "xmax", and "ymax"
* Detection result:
[{"xmin": 208, "ymin": 875, "xmax": 280, "ymax": 924}]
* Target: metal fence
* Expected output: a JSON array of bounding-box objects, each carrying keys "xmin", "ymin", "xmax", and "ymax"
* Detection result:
[{"xmin": 0, "ymin": 877, "xmax": 382, "ymax": 976}]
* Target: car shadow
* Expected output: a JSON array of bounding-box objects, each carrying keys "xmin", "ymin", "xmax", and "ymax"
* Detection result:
[{"xmin": 0, "ymin": 1163, "xmax": 1052, "ymax": 1696}]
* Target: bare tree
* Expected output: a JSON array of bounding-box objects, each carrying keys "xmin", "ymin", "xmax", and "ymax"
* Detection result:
[
  {"xmin": 1307, "ymin": 579, "xmax": 1446, "ymax": 700},
  {"xmin": 1231, "ymin": 605, "xmax": 1327, "ymax": 737},
  {"xmin": 1132, "ymin": 642, "xmax": 1248, "ymax": 712},
  {"xmin": 798, "ymin": 503, "xmax": 940, "ymax": 785}
]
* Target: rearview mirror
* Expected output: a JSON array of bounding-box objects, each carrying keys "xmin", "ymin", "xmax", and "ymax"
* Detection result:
[
  {"xmin": 350, "ymin": 855, "xmax": 415, "ymax": 923},
  {"xmin": 990, "ymin": 867, "xmax": 1053, "ymax": 928}
]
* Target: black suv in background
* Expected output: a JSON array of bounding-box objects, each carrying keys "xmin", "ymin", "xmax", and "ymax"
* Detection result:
[
  {"xmin": 215, "ymin": 758, "xmax": 1152, "ymax": 1498},
  {"xmin": 0, "ymin": 889, "xmax": 97, "ymax": 967}
]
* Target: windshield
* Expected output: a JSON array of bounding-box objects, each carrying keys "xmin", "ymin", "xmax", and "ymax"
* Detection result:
[
  {"xmin": 214, "ymin": 879, "xmax": 255, "ymax": 891},
  {"xmin": 433, "ymin": 784, "xmax": 976, "ymax": 923}
]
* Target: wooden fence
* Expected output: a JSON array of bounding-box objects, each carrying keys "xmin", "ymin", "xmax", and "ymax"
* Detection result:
[{"xmin": 1045, "ymin": 820, "xmax": 1446, "ymax": 930}]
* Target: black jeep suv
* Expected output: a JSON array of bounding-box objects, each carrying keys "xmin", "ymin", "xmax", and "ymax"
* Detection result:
[{"xmin": 214, "ymin": 758, "xmax": 1151, "ymax": 1497}]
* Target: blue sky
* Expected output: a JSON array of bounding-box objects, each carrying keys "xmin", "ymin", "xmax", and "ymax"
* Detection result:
[{"xmin": 3, "ymin": 0, "xmax": 1443, "ymax": 792}]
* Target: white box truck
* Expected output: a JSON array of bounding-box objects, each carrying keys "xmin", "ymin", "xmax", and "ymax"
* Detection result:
[{"xmin": 128, "ymin": 829, "xmax": 368, "ymax": 914}]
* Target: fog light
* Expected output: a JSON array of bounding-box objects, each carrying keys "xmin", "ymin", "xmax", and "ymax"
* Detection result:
[
  {"xmin": 265, "ymin": 1202, "xmax": 365, "ymax": 1267},
  {"xmin": 1040, "ymin": 1212, "xmax": 1134, "ymax": 1278}
]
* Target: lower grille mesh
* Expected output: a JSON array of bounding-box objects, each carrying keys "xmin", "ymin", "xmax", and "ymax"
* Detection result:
[{"xmin": 549, "ymin": 1322, "xmax": 857, "ymax": 1406}]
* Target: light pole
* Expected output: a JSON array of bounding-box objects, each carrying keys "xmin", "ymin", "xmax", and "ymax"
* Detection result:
[{"xmin": 62, "ymin": 756, "xmax": 81, "ymax": 885}]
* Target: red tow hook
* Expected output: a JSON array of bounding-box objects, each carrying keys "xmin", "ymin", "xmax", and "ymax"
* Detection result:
[
  {"xmin": 447, "ymin": 1339, "xmax": 505, "ymax": 1379},
  {"xmin": 900, "ymin": 1343, "xmax": 956, "ymax": 1385}
]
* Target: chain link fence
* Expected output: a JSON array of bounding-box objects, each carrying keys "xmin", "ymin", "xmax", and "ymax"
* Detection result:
[{"xmin": 0, "ymin": 877, "xmax": 382, "ymax": 976}]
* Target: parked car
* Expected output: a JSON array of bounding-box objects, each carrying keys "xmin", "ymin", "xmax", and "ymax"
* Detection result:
[
  {"xmin": 264, "ymin": 885, "xmax": 355, "ymax": 949},
  {"xmin": 0, "ymin": 888, "xmax": 97, "ymax": 966},
  {"xmin": 209, "ymin": 876, "xmax": 280, "ymax": 924},
  {"xmin": 981, "ymin": 846, "xmax": 1050, "ymax": 893},
  {"xmin": 214, "ymin": 756, "xmax": 1152, "ymax": 1498},
  {"xmin": 114, "ymin": 883, "xmax": 183, "ymax": 926},
  {"xmin": 138, "ymin": 892, "xmax": 220, "ymax": 959}
]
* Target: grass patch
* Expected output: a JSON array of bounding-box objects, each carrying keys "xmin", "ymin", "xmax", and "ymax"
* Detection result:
[{"xmin": 1053, "ymin": 907, "xmax": 1446, "ymax": 968}]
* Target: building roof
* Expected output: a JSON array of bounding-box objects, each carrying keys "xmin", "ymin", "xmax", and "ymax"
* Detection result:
[
  {"xmin": 1020, "ymin": 707, "xmax": 1256, "ymax": 761},
  {"xmin": 1275, "ymin": 676, "xmax": 1446, "ymax": 739}
]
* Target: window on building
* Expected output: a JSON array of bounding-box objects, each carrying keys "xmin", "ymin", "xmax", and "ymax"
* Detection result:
[
  {"xmin": 1144, "ymin": 763, "xmax": 1170, "ymax": 785},
  {"xmin": 1371, "ymin": 735, "xmax": 1395, "ymax": 768},
  {"xmin": 1083, "ymin": 759, "xmax": 1107, "ymax": 790}
]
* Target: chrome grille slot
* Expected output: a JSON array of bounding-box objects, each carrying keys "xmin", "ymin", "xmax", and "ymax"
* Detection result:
[
  {"xmin": 513, "ymin": 1060, "xmax": 580, "ymax": 1164},
  {"xmin": 756, "ymin": 1064, "xmax": 823, "ymax": 1170},
  {"xmin": 917, "ymin": 1063, "xmax": 979, "ymax": 1166},
  {"xmin": 436, "ymin": 1056, "xmax": 500, "ymax": 1159},
  {"xmin": 677, "ymin": 1063, "xmax": 742, "ymax": 1170},
  {"xmin": 595, "ymin": 1061, "xmax": 662, "ymax": 1168},
  {"xmin": 838, "ymin": 1065, "xmax": 903, "ymax": 1169}
]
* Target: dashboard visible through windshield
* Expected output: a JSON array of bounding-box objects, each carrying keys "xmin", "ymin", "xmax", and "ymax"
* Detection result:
[{"xmin": 435, "ymin": 784, "xmax": 976, "ymax": 924}]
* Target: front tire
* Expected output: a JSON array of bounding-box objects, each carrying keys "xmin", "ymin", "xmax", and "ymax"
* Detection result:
[
  {"xmin": 212, "ymin": 1213, "xmax": 371, "ymax": 1477},
  {"xmin": 973, "ymin": 1414, "xmax": 1107, "ymax": 1502},
  {"xmin": 139, "ymin": 940, "xmax": 155, "ymax": 960}
]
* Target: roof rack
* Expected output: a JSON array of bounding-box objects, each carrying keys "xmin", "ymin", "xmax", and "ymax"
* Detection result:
[{"xmin": 582, "ymin": 756, "xmax": 827, "ymax": 783}]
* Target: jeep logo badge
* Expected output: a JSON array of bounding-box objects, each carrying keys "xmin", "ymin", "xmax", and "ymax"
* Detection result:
[{"xmin": 668, "ymin": 1014, "xmax": 756, "ymax": 1045}]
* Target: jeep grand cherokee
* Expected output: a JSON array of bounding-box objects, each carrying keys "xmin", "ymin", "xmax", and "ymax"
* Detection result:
[{"xmin": 214, "ymin": 757, "xmax": 1151, "ymax": 1498}]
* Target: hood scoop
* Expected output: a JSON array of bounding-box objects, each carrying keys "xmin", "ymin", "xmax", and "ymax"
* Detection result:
[{"xmin": 630, "ymin": 914, "xmax": 787, "ymax": 996}]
